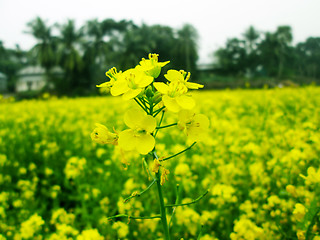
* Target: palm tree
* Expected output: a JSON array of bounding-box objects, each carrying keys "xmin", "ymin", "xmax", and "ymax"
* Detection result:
[
  {"xmin": 26, "ymin": 17, "xmax": 57, "ymax": 73},
  {"xmin": 56, "ymin": 19, "xmax": 84, "ymax": 93},
  {"xmin": 174, "ymin": 24, "xmax": 199, "ymax": 74}
]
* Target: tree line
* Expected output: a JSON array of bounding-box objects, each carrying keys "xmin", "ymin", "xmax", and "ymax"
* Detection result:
[
  {"xmin": 0, "ymin": 18, "xmax": 319, "ymax": 95},
  {"xmin": 213, "ymin": 26, "xmax": 320, "ymax": 83},
  {"xmin": 0, "ymin": 17, "xmax": 198, "ymax": 95}
]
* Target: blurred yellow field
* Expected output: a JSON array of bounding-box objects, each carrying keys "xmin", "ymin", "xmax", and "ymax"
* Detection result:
[{"xmin": 1, "ymin": 87, "xmax": 320, "ymax": 240}]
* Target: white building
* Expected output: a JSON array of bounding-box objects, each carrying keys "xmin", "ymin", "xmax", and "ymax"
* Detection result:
[
  {"xmin": 0, "ymin": 72, "xmax": 7, "ymax": 92},
  {"xmin": 16, "ymin": 66, "xmax": 63, "ymax": 92}
]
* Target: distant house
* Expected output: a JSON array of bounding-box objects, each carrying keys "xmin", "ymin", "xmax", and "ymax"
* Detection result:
[
  {"xmin": 0, "ymin": 72, "xmax": 7, "ymax": 93},
  {"xmin": 16, "ymin": 66, "xmax": 63, "ymax": 92}
]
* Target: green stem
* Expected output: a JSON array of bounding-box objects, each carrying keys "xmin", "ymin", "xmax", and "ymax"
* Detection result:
[
  {"xmin": 168, "ymin": 184, "xmax": 181, "ymax": 228},
  {"xmin": 156, "ymin": 170, "xmax": 171, "ymax": 240},
  {"xmin": 156, "ymin": 123, "xmax": 177, "ymax": 129},
  {"xmin": 153, "ymin": 151, "xmax": 170, "ymax": 240},
  {"xmin": 160, "ymin": 142, "xmax": 197, "ymax": 162},
  {"xmin": 306, "ymin": 207, "xmax": 320, "ymax": 240},
  {"xmin": 107, "ymin": 214, "xmax": 161, "ymax": 220},
  {"xmin": 123, "ymin": 179, "xmax": 156, "ymax": 203},
  {"xmin": 134, "ymin": 98, "xmax": 148, "ymax": 113},
  {"xmin": 154, "ymin": 110, "xmax": 165, "ymax": 138},
  {"xmin": 165, "ymin": 190, "xmax": 209, "ymax": 207},
  {"xmin": 153, "ymin": 106, "xmax": 166, "ymax": 117}
]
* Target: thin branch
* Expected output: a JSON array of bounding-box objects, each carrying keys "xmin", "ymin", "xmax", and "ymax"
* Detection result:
[
  {"xmin": 169, "ymin": 184, "xmax": 181, "ymax": 228},
  {"xmin": 154, "ymin": 110, "xmax": 165, "ymax": 138},
  {"xmin": 134, "ymin": 98, "xmax": 148, "ymax": 113},
  {"xmin": 306, "ymin": 207, "xmax": 320, "ymax": 240},
  {"xmin": 124, "ymin": 179, "xmax": 156, "ymax": 203},
  {"xmin": 153, "ymin": 107, "xmax": 166, "ymax": 117},
  {"xmin": 156, "ymin": 123, "xmax": 177, "ymax": 129},
  {"xmin": 143, "ymin": 158, "xmax": 156, "ymax": 181},
  {"xmin": 107, "ymin": 214, "xmax": 161, "ymax": 220},
  {"xmin": 140, "ymin": 97, "xmax": 150, "ymax": 109},
  {"xmin": 165, "ymin": 190, "xmax": 209, "ymax": 208},
  {"xmin": 160, "ymin": 142, "xmax": 197, "ymax": 162}
]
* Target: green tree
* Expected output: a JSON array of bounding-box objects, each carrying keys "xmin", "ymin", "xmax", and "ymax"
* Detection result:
[
  {"xmin": 258, "ymin": 26, "xmax": 293, "ymax": 78},
  {"xmin": 214, "ymin": 38, "xmax": 247, "ymax": 76},
  {"xmin": 174, "ymin": 24, "xmax": 199, "ymax": 75},
  {"xmin": 243, "ymin": 26, "xmax": 260, "ymax": 77},
  {"xmin": 56, "ymin": 20, "xmax": 84, "ymax": 94},
  {"xmin": 26, "ymin": 17, "xmax": 57, "ymax": 73},
  {"xmin": 0, "ymin": 42, "xmax": 26, "ymax": 92},
  {"xmin": 295, "ymin": 37, "xmax": 320, "ymax": 79}
]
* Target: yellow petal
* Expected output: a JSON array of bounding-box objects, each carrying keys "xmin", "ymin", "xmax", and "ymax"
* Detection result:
[
  {"xmin": 139, "ymin": 115, "xmax": 156, "ymax": 132},
  {"xmin": 110, "ymin": 81, "xmax": 129, "ymax": 96},
  {"xmin": 158, "ymin": 61, "xmax": 170, "ymax": 67},
  {"xmin": 122, "ymin": 89, "xmax": 141, "ymax": 100},
  {"xmin": 162, "ymin": 95, "xmax": 180, "ymax": 112},
  {"xmin": 154, "ymin": 82, "xmax": 169, "ymax": 94},
  {"xmin": 118, "ymin": 129, "xmax": 135, "ymax": 151},
  {"xmin": 124, "ymin": 109, "xmax": 144, "ymax": 129},
  {"xmin": 96, "ymin": 81, "xmax": 113, "ymax": 88},
  {"xmin": 135, "ymin": 133, "xmax": 155, "ymax": 155},
  {"xmin": 186, "ymin": 82, "xmax": 204, "ymax": 89},
  {"xmin": 136, "ymin": 74, "xmax": 154, "ymax": 88},
  {"xmin": 194, "ymin": 114, "xmax": 210, "ymax": 130},
  {"xmin": 164, "ymin": 69, "xmax": 183, "ymax": 82},
  {"xmin": 176, "ymin": 95, "xmax": 195, "ymax": 110}
]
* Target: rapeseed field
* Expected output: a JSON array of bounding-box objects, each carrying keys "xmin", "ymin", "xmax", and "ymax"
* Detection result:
[{"xmin": 0, "ymin": 87, "xmax": 320, "ymax": 240}]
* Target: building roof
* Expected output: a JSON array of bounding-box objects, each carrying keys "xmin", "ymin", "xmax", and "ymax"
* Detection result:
[{"xmin": 17, "ymin": 66, "xmax": 63, "ymax": 76}]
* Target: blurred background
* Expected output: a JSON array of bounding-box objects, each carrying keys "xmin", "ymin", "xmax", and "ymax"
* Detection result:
[
  {"xmin": 1, "ymin": 1, "xmax": 320, "ymax": 239},
  {"xmin": 0, "ymin": 0, "xmax": 320, "ymax": 98}
]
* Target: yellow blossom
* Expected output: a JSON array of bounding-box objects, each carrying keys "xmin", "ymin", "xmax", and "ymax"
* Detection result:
[
  {"xmin": 300, "ymin": 167, "xmax": 320, "ymax": 185},
  {"xmin": 20, "ymin": 214, "xmax": 45, "ymax": 239},
  {"xmin": 77, "ymin": 229, "xmax": 104, "ymax": 240},
  {"xmin": 112, "ymin": 222, "xmax": 129, "ymax": 238},
  {"xmin": 297, "ymin": 230, "xmax": 306, "ymax": 240},
  {"xmin": 110, "ymin": 68, "xmax": 153, "ymax": 100},
  {"xmin": 152, "ymin": 158, "xmax": 161, "ymax": 173},
  {"xmin": 96, "ymin": 67, "xmax": 122, "ymax": 89},
  {"xmin": 154, "ymin": 81, "xmax": 195, "ymax": 112},
  {"xmin": 177, "ymin": 110, "xmax": 210, "ymax": 142},
  {"xmin": 118, "ymin": 109, "xmax": 156, "ymax": 155},
  {"xmin": 137, "ymin": 53, "xmax": 170, "ymax": 78},
  {"xmin": 293, "ymin": 203, "xmax": 306, "ymax": 221},
  {"xmin": 164, "ymin": 69, "xmax": 203, "ymax": 90},
  {"xmin": 91, "ymin": 123, "xmax": 118, "ymax": 145},
  {"xmin": 161, "ymin": 168, "xmax": 170, "ymax": 185}
]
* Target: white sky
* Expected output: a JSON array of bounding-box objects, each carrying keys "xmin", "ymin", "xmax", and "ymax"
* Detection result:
[{"xmin": 1, "ymin": 0, "xmax": 320, "ymax": 64}]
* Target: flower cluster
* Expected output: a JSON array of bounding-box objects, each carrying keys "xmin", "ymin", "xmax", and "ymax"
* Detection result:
[{"xmin": 91, "ymin": 53, "xmax": 209, "ymax": 157}]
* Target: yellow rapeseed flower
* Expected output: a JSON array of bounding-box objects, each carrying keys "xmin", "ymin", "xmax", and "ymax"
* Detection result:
[
  {"xmin": 154, "ymin": 81, "xmax": 195, "ymax": 112},
  {"xmin": 110, "ymin": 68, "xmax": 153, "ymax": 100},
  {"xmin": 118, "ymin": 109, "xmax": 156, "ymax": 155},
  {"xmin": 177, "ymin": 110, "xmax": 210, "ymax": 142},
  {"xmin": 293, "ymin": 203, "xmax": 306, "ymax": 221},
  {"xmin": 91, "ymin": 123, "xmax": 118, "ymax": 145},
  {"xmin": 137, "ymin": 53, "xmax": 170, "ymax": 78},
  {"xmin": 96, "ymin": 67, "xmax": 122, "ymax": 89},
  {"xmin": 165, "ymin": 69, "xmax": 203, "ymax": 90}
]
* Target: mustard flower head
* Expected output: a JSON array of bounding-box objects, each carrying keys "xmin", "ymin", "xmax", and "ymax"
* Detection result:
[
  {"xmin": 96, "ymin": 67, "xmax": 122, "ymax": 89},
  {"xmin": 300, "ymin": 166, "xmax": 320, "ymax": 185},
  {"xmin": 165, "ymin": 69, "xmax": 204, "ymax": 90},
  {"xmin": 110, "ymin": 68, "xmax": 153, "ymax": 100},
  {"xmin": 178, "ymin": 110, "xmax": 210, "ymax": 142},
  {"xmin": 293, "ymin": 203, "xmax": 307, "ymax": 221},
  {"xmin": 154, "ymin": 81, "xmax": 195, "ymax": 112},
  {"xmin": 91, "ymin": 123, "xmax": 118, "ymax": 145},
  {"xmin": 137, "ymin": 53, "xmax": 170, "ymax": 78},
  {"xmin": 118, "ymin": 109, "xmax": 156, "ymax": 155}
]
